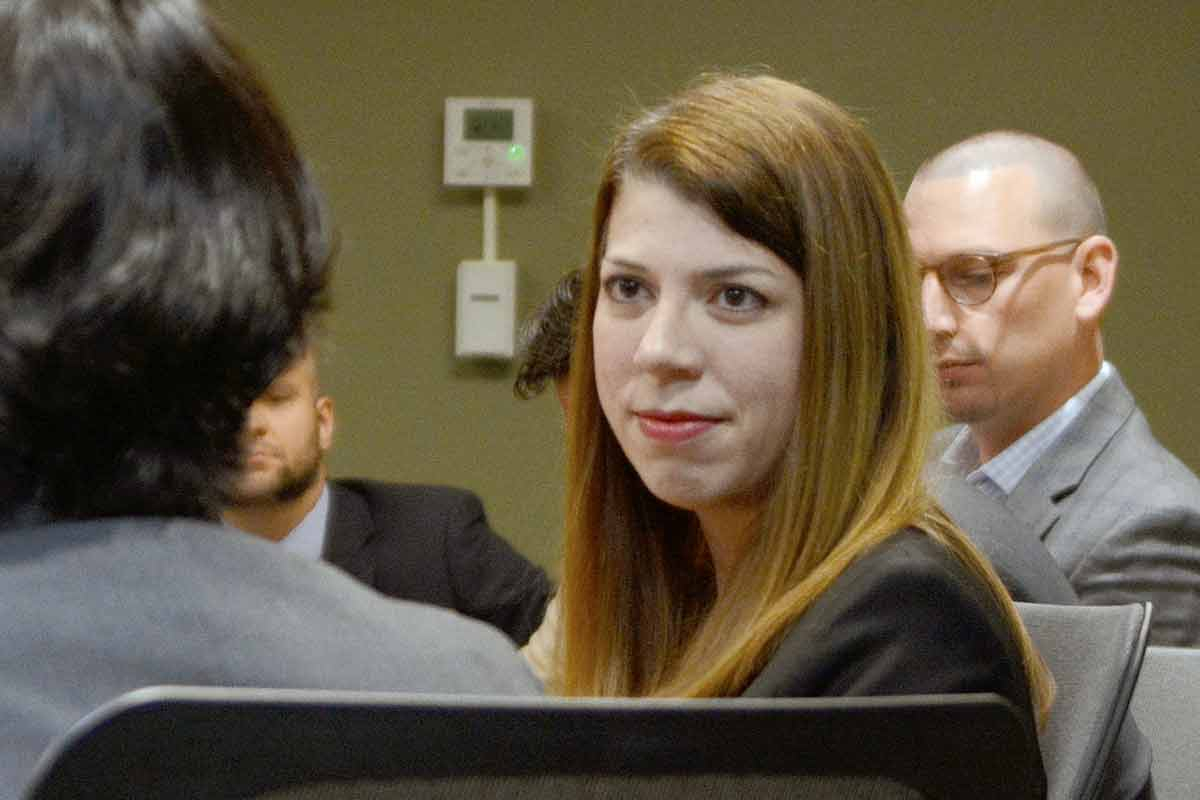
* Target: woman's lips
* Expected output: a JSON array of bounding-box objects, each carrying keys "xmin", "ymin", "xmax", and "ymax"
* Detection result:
[{"xmin": 635, "ymin": 412, "xmax": 720, "ymax": 443}]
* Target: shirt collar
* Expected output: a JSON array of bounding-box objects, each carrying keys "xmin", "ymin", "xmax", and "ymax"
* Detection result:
[
  {"xmin": 944, "ymin": 361, "xmax": 1113, "ymax": 497},
  {"xmin": 280, "ymin": 482, "xmax": 330, "ymax": 560}
]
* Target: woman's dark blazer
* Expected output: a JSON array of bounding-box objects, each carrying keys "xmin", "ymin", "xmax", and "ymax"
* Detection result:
[
  {"xmin": 743, "ymin": 530, "xmax": 1040, "ymax": 754},
  {"xmin": 743, "ymin": 530, "xmax": 1032, "ymax": 704}
]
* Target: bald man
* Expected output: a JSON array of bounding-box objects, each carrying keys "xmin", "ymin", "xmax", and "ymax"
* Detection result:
[{"xmin": 906, "ymin": 130, "xmax": 1200, "ymax": 648}]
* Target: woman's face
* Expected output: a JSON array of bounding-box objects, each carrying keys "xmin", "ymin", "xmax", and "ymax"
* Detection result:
[{"xmin": 593, "ymin": 175, "xmax": 805, "ymax": 536}]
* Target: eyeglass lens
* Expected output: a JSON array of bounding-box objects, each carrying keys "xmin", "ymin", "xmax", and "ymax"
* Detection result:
[{"xmin": 940, "ymin": 255, "xmax": 995, "ymax": 305}]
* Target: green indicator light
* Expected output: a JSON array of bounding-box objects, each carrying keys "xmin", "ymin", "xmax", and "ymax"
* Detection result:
[{"xmin": 507, "ymin": 144, "xmax": 525, "ymax": 162}]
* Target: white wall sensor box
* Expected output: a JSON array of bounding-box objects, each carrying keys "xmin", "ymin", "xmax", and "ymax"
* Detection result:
[
  {"xmin": 455, "ymin": 260, "xmax": 516, "ymax": 359},
  {"xmin": 444, "ymin": 97, "xmax": 533, "ymax": 187}
]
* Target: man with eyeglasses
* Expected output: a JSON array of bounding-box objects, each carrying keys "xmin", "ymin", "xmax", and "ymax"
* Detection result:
[{"xmin": 904, "ymin": 130, "xmax": 1200, "ymax": 649}]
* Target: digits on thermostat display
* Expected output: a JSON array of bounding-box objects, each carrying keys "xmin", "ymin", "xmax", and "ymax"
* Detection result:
[{"xmin": 464, "ymin": 108, "xmax": 514, "ymax": 141}]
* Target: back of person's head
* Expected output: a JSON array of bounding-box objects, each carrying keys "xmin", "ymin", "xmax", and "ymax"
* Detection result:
[
  {"xmin": 0, "ymin": 0, "xmax": 331, "ymax": 522},
  {"xmin": 513, "ymin": 269, "xmax": 581, "ymax": 400},
  {"xmin": 560, "ymin": 73, "xmax": 943, "ymax": 696}
]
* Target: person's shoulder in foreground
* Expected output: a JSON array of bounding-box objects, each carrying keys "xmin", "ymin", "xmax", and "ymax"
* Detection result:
[
  {"xmin": 327, "ymin": 478, "xmax": 554, "ymax": 645},
  {"xmin": 0, "ymin": 516, "xmax": 539, "ymax": 792}
]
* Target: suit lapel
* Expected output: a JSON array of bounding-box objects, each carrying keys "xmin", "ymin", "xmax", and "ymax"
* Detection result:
[
  {"xmin": 322, "ymin": 481, "xmax": 377, "ymax": 586},
  {"xmin": 1005, "ymin": 371, "xmax": 1136, "ymax": 539}
]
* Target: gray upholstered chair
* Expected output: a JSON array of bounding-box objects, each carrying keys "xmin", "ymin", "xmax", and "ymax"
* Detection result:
[
  {"xmin": 1129, "ymin": 645, "xmax": 1200, "ymax": 800},
  {"xmin": 1016, "ymin": 602, "xmax": 1151, "ymax": 800},
  {"xmin": 24, "ymin": 686, "xmax": 1044, "ymax": 800}
]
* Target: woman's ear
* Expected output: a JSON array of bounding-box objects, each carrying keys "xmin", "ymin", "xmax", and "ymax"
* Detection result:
[{"xmin": 1074, "ymin": 234, "xmax": 1117, "ymax": 324}]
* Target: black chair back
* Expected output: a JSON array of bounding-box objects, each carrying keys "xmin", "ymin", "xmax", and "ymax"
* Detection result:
[{"xmin": 26, "ymin": 686, "xmax": 1045, "ymax": 800}]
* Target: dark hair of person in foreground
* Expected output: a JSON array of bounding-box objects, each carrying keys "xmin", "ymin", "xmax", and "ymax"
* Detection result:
[{"xmin": 0, "ymin": 0, "xmax": 330, "ymax": 522}]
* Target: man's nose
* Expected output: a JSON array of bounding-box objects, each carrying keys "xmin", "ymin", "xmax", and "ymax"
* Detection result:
[
  {"xmin": 921, "ymin": 271, "xmax": 958, "ymax": 339},
  {"xmin": 243, "ymin": 400, "xmax": 269, "ymax": 436}
]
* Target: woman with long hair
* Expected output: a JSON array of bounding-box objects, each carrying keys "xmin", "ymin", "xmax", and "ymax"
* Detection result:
[{"xmin": 550, "ymin": 74, "xmax": 1053, "ymax": 733}]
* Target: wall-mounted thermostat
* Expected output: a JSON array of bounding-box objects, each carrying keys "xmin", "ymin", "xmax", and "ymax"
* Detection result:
[{"xmin": 444, "ymin": 97, "xmax": 533, "ymax": 187}]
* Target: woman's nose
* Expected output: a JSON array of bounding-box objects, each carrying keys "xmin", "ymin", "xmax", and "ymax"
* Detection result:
[{"xmin": 632, "ymin": 301, "xmax": 703, "ymax": 378}]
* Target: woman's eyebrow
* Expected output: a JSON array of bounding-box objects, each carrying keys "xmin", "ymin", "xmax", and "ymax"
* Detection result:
[
  {"xmin": 599, "ymin": 256, "xmax": 648, "ymax": 273},
  {"xmin": 697, "ymin": 265, "xmax": 780, "ymax": 281},
  {"xmin": 601, "ymin": 258, "xmax": 779, "ymax": 280}
]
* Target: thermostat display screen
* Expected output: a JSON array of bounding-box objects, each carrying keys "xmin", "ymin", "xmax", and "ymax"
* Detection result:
[{"xmin": 463, "ymin": 108, "xmax": 514, "ymax": 141}]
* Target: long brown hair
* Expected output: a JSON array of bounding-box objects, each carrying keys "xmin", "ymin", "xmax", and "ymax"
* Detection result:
[{"xmin": 555, "ymin": 74, "xmax": 1052, "ymax": 723}]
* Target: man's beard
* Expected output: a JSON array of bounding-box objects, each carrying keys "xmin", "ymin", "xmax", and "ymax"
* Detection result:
[
  {"xmin": 230, "ymin": 449, "xmax": 323, "ymax": 507},
  {"xmin": 269, "ymin": 458, "xmax": 323, "ymax": 503}
]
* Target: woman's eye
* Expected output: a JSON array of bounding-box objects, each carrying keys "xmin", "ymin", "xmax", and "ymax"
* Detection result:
[
  {"xmin": 715, "ymin": 285, "xmax": 765, "ymax": 311},
  {"xmin": 603, "ymin": 276, "xmax": 646, "ymax": 302}
]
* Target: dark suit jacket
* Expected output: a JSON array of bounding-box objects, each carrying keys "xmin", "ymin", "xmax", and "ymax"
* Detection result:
[
  {"xmin": 743, "ymin": 531, "xmax": 1035, "ymax": 703},
  {"xmin": 324, "ymin": 479, "xmax": 553, "ymax": 646},
  {"xmin": 743, "ymin": 530, "xmax": 1047, "ymax": 796}
]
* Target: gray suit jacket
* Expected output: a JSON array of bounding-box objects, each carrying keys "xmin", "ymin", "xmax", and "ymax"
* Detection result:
[
  {"xmin": 930, "ymin": 472, "xmax": 1078, "ymax": 604},
  {"xmin": 0, "ymin": 517, "xmax": 539, "ymax": 797},
  {"xmin": 965, "ymin": 370, "xmax": 1200, "ymax": 647},
  {"xmin": 928, "ymin": 472, "xmax": 1152, "ymax": 800}
]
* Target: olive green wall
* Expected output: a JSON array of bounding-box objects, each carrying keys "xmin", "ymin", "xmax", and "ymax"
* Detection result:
[{"xmin": 212, "ymin": 1, "xmax": 1199, "ymax": 574}]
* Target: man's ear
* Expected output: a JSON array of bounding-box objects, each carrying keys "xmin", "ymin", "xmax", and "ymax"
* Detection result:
[
  {"xmin": 316, "ymin": 395, "xmax": 335, "ymax": 453},
  {"xmin": 1075, "ymin": 234, "xmax": 1117, "ymax": 324}
]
